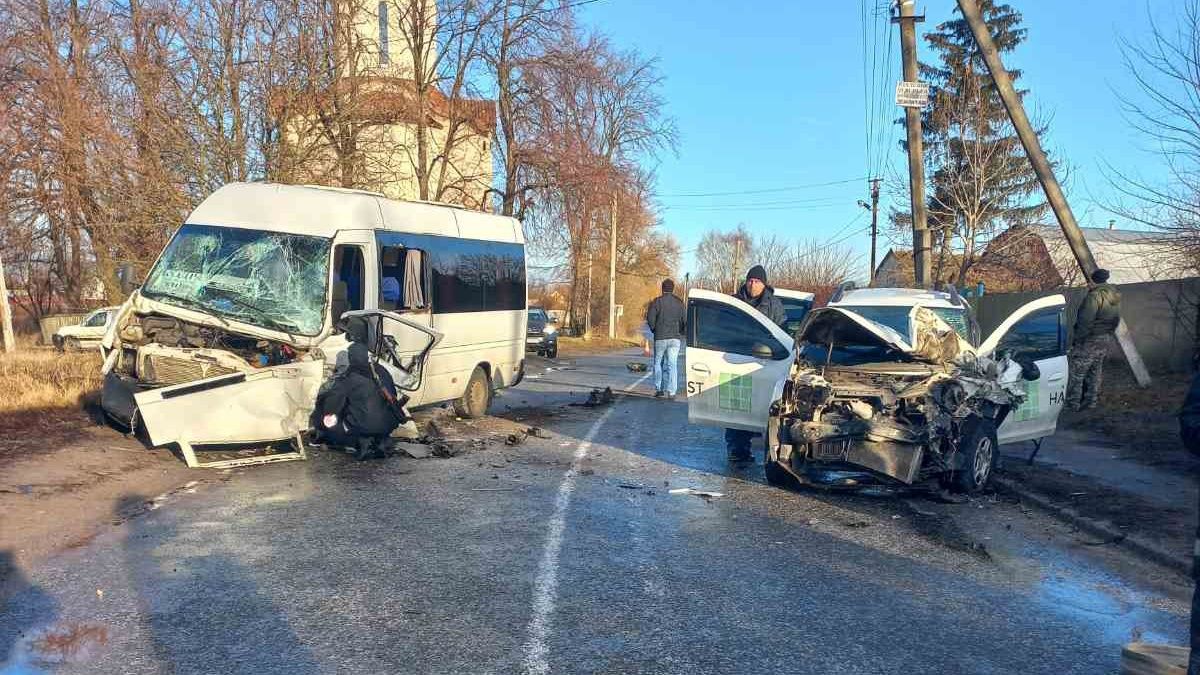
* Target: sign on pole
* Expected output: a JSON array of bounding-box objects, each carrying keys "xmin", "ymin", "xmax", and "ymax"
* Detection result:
[{"xmin": 895, "ymin": 81, "xmax": 930, "ymax": 108}]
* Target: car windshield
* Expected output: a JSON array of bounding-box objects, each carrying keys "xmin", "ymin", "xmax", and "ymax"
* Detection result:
[
  {"xmin": 529, "ymin": 309, "xmax": 548, "ymax": 322},
  {"xmin": 141, "ymin": 224, "xmax": 331, "ymax": 336},
  {"xmin": 798, "ymin": 340, "xmax": 913, "ymax": 367},
  {"xmin": 837, "ymin": 305, "xmax": 970, "ymax": 343},
  {"xmin": 779, "ymin": 298, "xmax": 813, "ymax": 335}
]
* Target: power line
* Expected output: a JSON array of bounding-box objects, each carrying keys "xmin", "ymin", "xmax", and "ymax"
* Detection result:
[
  {"xmin": 662, "ymin": 195, "xmax": 848, "ymax": 211},
  {"xmin": 657, "ymin": 177, "xmax": 868, "ymax": 199}
]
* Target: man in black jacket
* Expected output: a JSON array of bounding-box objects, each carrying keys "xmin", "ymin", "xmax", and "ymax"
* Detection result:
[
  {"xmin": 315, "ymin": 316, "xmax": 407, "ymax": 460},
  {"xmin": 645, "ymin": 278, "xmax": 686, "ymax": 399},
  {"xmin": 1180, "ymin": 373, "xmax": 1200, "ymax": 674},
  {"xmin": 725, "ymin": 265, "xmax": 788, "ymax": 461}
]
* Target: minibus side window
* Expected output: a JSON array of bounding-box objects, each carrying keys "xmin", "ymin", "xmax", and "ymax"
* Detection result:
[
  {"xmin": 379, "ymin": 245, "xmax": 429, "ymax": 312},
  {"xmin": 332, "ymin": 245, "xmax": 365, "ymax": 321}
]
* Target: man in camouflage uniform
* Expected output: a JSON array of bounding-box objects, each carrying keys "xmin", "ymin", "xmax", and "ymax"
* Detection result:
[{"xmin": 1067, "ymin": 269, "xmax": 1121, "ymax": 411}]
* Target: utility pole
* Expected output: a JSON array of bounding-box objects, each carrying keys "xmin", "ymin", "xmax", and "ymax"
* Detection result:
[
  {"xmin": 895, "ymin": 0, "xmax": 931, "ymax": 288},
  {"xmin": 869, "ymin": 178, "xmax": 881, "ymax": 283},
  {"xmin": 0, "ymin": 252, "xmax": 14, "ymax": 353},
  {"xmin": 608, "ymin": 195, "xmax": 617, "ymax": 339},
  {"xmin": 732, "ymin": 235, "xmax": 743, "ymax": 294},
  {"xmin": 955, "ymin": 0, "xmax": 1151, "ymax": 387}
]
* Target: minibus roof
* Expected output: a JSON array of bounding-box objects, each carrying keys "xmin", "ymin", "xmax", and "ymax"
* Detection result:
[{"xmin": 185, "ymin": 182, "xmax": 524, "ymax": 244}]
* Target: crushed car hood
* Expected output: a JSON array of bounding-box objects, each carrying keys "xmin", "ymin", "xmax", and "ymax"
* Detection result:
[{"xmin": 800, "ymin": 306, "xmax": 975, "ymax": 365}]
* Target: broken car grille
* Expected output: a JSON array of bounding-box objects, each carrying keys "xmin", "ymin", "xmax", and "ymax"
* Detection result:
[
  {"xmin": 140, "ymin": 354, "xmax": 239, "ymax": 386},
  {"xmin": 811, "ymin": 438, "xmax": 851, "ymax": 460}
]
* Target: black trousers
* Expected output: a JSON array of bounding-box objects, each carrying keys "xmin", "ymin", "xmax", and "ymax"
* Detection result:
[{"xmin": 725, "ymin": 428, "xmax": 755, "ymax": 455}]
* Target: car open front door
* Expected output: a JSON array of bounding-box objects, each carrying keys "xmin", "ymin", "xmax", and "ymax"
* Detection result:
[
  {"xmin": 976, "ymin": 294, "xmax": 1069, "ymax": 445},
  {"xmin": 685, "ymin": 289, "xmax": 795, "ymax": 432},
  {"xmin": 341, "ymin": 309, "xmax": 443, "ymax": 397}
]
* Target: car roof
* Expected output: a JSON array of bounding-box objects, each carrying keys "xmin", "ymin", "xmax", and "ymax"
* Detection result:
[{"xmin": 831, "ymin": 287, "xmax": 964, "ymax": 310}]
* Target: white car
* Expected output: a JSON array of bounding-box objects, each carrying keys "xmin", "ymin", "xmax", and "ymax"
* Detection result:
[
  {"xmin": 54, "ymin": 307, "xmax": 118, "ymax": 352},
  {"xmin": 684, "ymin": 287, "xmax": 1068, "ymax": 492}
]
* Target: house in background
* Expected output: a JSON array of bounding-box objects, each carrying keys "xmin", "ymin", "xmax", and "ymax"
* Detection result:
[
  {"xmin": 277, "ymin": 0, "xmax": 495, "ymax": 209},
  {"xmin": 873, "ymin": 224, "xmax": 1195, "ymax": 292}
]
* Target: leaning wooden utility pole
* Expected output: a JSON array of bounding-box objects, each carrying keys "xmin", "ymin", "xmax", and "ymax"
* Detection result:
[
  {"xmin": 0, "ymin": 252, "xmax": 14, "ymax": 353},
  {"xmin": 956, "ymin": 0, "xmax": 1151, "ymax": 387},
  {"xmin": 895, "ymin": 0, "xmax": 931, "ymax": 288},
  {"xmin": 608, "ymin": 195, "xmax": 617, "ymax": 340}
]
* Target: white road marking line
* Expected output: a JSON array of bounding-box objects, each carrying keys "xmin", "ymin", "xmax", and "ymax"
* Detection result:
[{"xmin": 521, "ymin": 371, "xmax": 650, "ymax": 675}]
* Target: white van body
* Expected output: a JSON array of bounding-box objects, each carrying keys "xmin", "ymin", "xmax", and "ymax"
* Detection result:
[{"xmin": 100, "ymin": 182, "xmax": 527, "ymax": 465}]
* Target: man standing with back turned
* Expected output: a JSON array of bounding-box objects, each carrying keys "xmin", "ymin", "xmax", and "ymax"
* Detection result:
[
  {"xmin": 725, "ymin": 265, "xmax": 787, "ymax": 461},
  {"xmin": 1067, "ymin": 268, "xmax": 1121, "ymax": 411},
  {"xmin": 646, "ymin": 278, "xmax": 686, "ymax": 399}
]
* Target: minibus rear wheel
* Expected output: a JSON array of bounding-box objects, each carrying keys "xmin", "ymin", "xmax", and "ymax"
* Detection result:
[{"xmin": 455, "ymin": 366, "xmax": 492, "ymax": 419}]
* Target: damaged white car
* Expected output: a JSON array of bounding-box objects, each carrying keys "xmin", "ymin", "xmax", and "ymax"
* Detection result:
[
  {"xmin": 100, "ymin": 182, "xmax": 528, "ymax": 468},
  {"xmin": 685, "ymin": 287, "xmax": 1068, "ymax": 493}
]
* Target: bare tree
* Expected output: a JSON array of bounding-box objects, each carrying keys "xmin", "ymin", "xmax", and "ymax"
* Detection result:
[{"xmin": 1112, "ymin": 1, "xmax": 1200, "ymax": 276}]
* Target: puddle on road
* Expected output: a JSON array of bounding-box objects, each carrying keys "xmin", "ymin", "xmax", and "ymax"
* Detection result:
[{"xmin": 1, "ymin": 622, "xmax": 109, "ymax": 674}]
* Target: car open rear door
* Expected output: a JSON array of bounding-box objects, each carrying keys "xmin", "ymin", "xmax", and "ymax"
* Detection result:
[
  {"xmin": 976, "ymin": 294, "xmax": 1069, "ymax": 445},
  {"xmin": 684, "ymin": 289, "xmax": 795, "ymax": 432}
]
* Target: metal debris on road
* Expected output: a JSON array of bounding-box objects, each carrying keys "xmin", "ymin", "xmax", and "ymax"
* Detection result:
[
  {"xmin": 618, "ymin": 483, "xmax": 645, "ymax": 490},
  {"xmin": 668, "ymin": 488, "xmax": 724, "ymax": 498},
  {"xmin": 626, "ymin": 362, "xmax": 647, "ymax": 372},
  {"xmin": 571, "ymin": 387, "xmax": 615, "ymax": 407}
]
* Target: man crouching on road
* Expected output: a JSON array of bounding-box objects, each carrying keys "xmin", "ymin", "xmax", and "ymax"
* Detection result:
[
  {"xmin": 646, "ymin": 278, "xmax": 686, "ymax": 399},
  {"xmin": 725, "ymin": 265, "xmax": 787, "ymax": 462}
]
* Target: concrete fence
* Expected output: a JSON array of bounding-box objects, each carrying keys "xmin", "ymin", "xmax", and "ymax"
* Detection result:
[
  {"xmin": 37, "ymin": 313, "xmax": 89, "ymax": 345},
  {"xmin": 972, "ymin": 277, "xmax": 1200, "ymax": 374}
]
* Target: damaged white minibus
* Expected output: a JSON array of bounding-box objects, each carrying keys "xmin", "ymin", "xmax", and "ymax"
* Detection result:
[{"xmin": 99, "ymin": 182, "xmax": 527, "ymax": 467}]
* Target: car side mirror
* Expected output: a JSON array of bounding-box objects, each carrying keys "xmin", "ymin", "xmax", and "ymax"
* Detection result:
[
  {"xmin": 1016, "ymin": 356, "xmax": 1041, "ymax": 381},
  {"xmin": 752, "ymin": 343, "xmax": 774, "ymax": 359},
  {"xmin": 116, "ymin": 263, "xmax": 137, "ymax": 295}
]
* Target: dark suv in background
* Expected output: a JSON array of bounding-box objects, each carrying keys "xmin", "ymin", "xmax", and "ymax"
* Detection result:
[{"xmin": 526, "ymin": 307, "xmax": 559, "ymax": 359}]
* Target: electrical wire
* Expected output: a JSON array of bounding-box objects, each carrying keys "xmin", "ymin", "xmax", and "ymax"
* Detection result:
[{"xmin": 657, "ymin": 177, "xmax": 867, "ymax": 199}]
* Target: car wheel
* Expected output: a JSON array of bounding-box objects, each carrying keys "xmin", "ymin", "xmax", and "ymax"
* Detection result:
[
  {"xmin": 53, "ymin": 335, "xmax": 64, "ymax": 352},
  {"xmin": 454, "ymin": 366, "xmax": 492, "ymax": 419},
  {"xmin": 951, "ymin": 417, "xmax": 998, "ymax": 495},
  {"xmin": 546, "ymin": 343, "xmax": 558, "ymax": 359}
]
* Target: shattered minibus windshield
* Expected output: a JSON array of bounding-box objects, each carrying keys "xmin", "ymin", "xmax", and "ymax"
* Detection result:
[{"xmin": 141, "ymin": 224, "xmax": 331, "ymax": 336}]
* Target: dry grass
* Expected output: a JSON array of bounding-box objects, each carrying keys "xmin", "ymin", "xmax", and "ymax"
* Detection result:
[
  {"xmin": 1060, "ymin": 365, "xmax": 1192, "ymax": 460},
  {"xmin": 557, "ymin": 335, "xmax": 640, "ymax": 357},
  {"xmin": 0, "ymin": 346, "xmax": 103, "ymax": 415}
]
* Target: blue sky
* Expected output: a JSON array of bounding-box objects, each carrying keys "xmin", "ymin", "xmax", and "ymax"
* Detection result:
[{"xmin": 575, "ymin": 0, "xmax": 1182, "ymax": 281}]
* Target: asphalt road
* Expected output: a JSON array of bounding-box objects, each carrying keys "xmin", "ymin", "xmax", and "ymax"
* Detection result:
[{"xmin": 1, "ymin": 348, "xmax": 1192, "ymax": 674}]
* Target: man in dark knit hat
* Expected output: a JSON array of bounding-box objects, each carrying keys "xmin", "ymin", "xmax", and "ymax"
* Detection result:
[
  {"xmin": 724, "ymin": 265, "xmax": 788, "ymax": 461},
  {"xmin": 1067, "ymin": 268, "xmax": 1121, "ymax": 411}
]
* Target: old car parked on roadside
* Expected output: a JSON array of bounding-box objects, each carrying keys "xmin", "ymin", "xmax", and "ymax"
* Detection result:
[
  {"xmin": 54, "ymin": 307, "xmax": 118, "ymax": 352},
  {"xmin": 526, "ymin": 306, "xmax": 559, "ymax": 359},
  {"xmin": 684, "ymin": 286, "xmax": 1068, "ymax": 493}
]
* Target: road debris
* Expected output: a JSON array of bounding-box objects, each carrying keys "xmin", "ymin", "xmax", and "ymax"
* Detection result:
[
  {"xmin": 571, "ymin": 387, "xmax": 615, "ymax": 407},
  {"xmin": 668, "ymin": 488, "xmax": 724, "ymax": 499},
  {"xmin": 618, "ymin": 483, "xmax": 645, "ymax": 490},
  {"xmin": 626, "ymin": 362, "xmax": 648, "ymax": 372}
]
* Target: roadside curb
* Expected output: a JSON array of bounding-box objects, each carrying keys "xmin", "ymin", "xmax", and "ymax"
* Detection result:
[{"xmin": 993, "ymin": 474, "xmax": 1191, "ymax": 576}]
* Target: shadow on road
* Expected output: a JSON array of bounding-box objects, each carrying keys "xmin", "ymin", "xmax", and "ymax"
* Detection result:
[
  {"xmin": 0, "ymin": 549, "xmax": 59, "ymax": 668},
  {"xmin": 117, "ymin": 494, "xmax": 321, "ymax": 674}
]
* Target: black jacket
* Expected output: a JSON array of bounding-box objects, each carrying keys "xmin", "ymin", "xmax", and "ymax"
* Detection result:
[
  {"xmin": 321, "ymin": 343, "xmax": 403, "ymax": 437},
  {"xmin": 1180, "ymin": 372, "xmax": 1200, "ymax": 456},
  {"xmin": 646, "ymin": 292, "xmax": 686, "ymax": 340},
  {"xmin": 734, "ymin": 283, "xmax": 787, "ymax": 327}
]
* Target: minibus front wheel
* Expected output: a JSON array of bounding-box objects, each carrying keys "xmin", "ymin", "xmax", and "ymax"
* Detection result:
[{"xmin": 455, "ymin": 366, "xmax": 492, "ymax": 419}]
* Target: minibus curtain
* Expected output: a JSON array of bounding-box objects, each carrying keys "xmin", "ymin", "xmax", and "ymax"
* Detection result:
[{"xmin": 404, "ymin": 249, "xmax": 425, "ymax": 309}]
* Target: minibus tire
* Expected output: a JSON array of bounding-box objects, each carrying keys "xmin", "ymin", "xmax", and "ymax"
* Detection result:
[{"xmin": 455, "ymin": 367, "xmax": 491, "ymax": 419}]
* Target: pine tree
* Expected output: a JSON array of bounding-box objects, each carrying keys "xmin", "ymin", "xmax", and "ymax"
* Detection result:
[{"xmin": 921, "ymin": 0, "xmax": 1048, "ymax": 285}]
